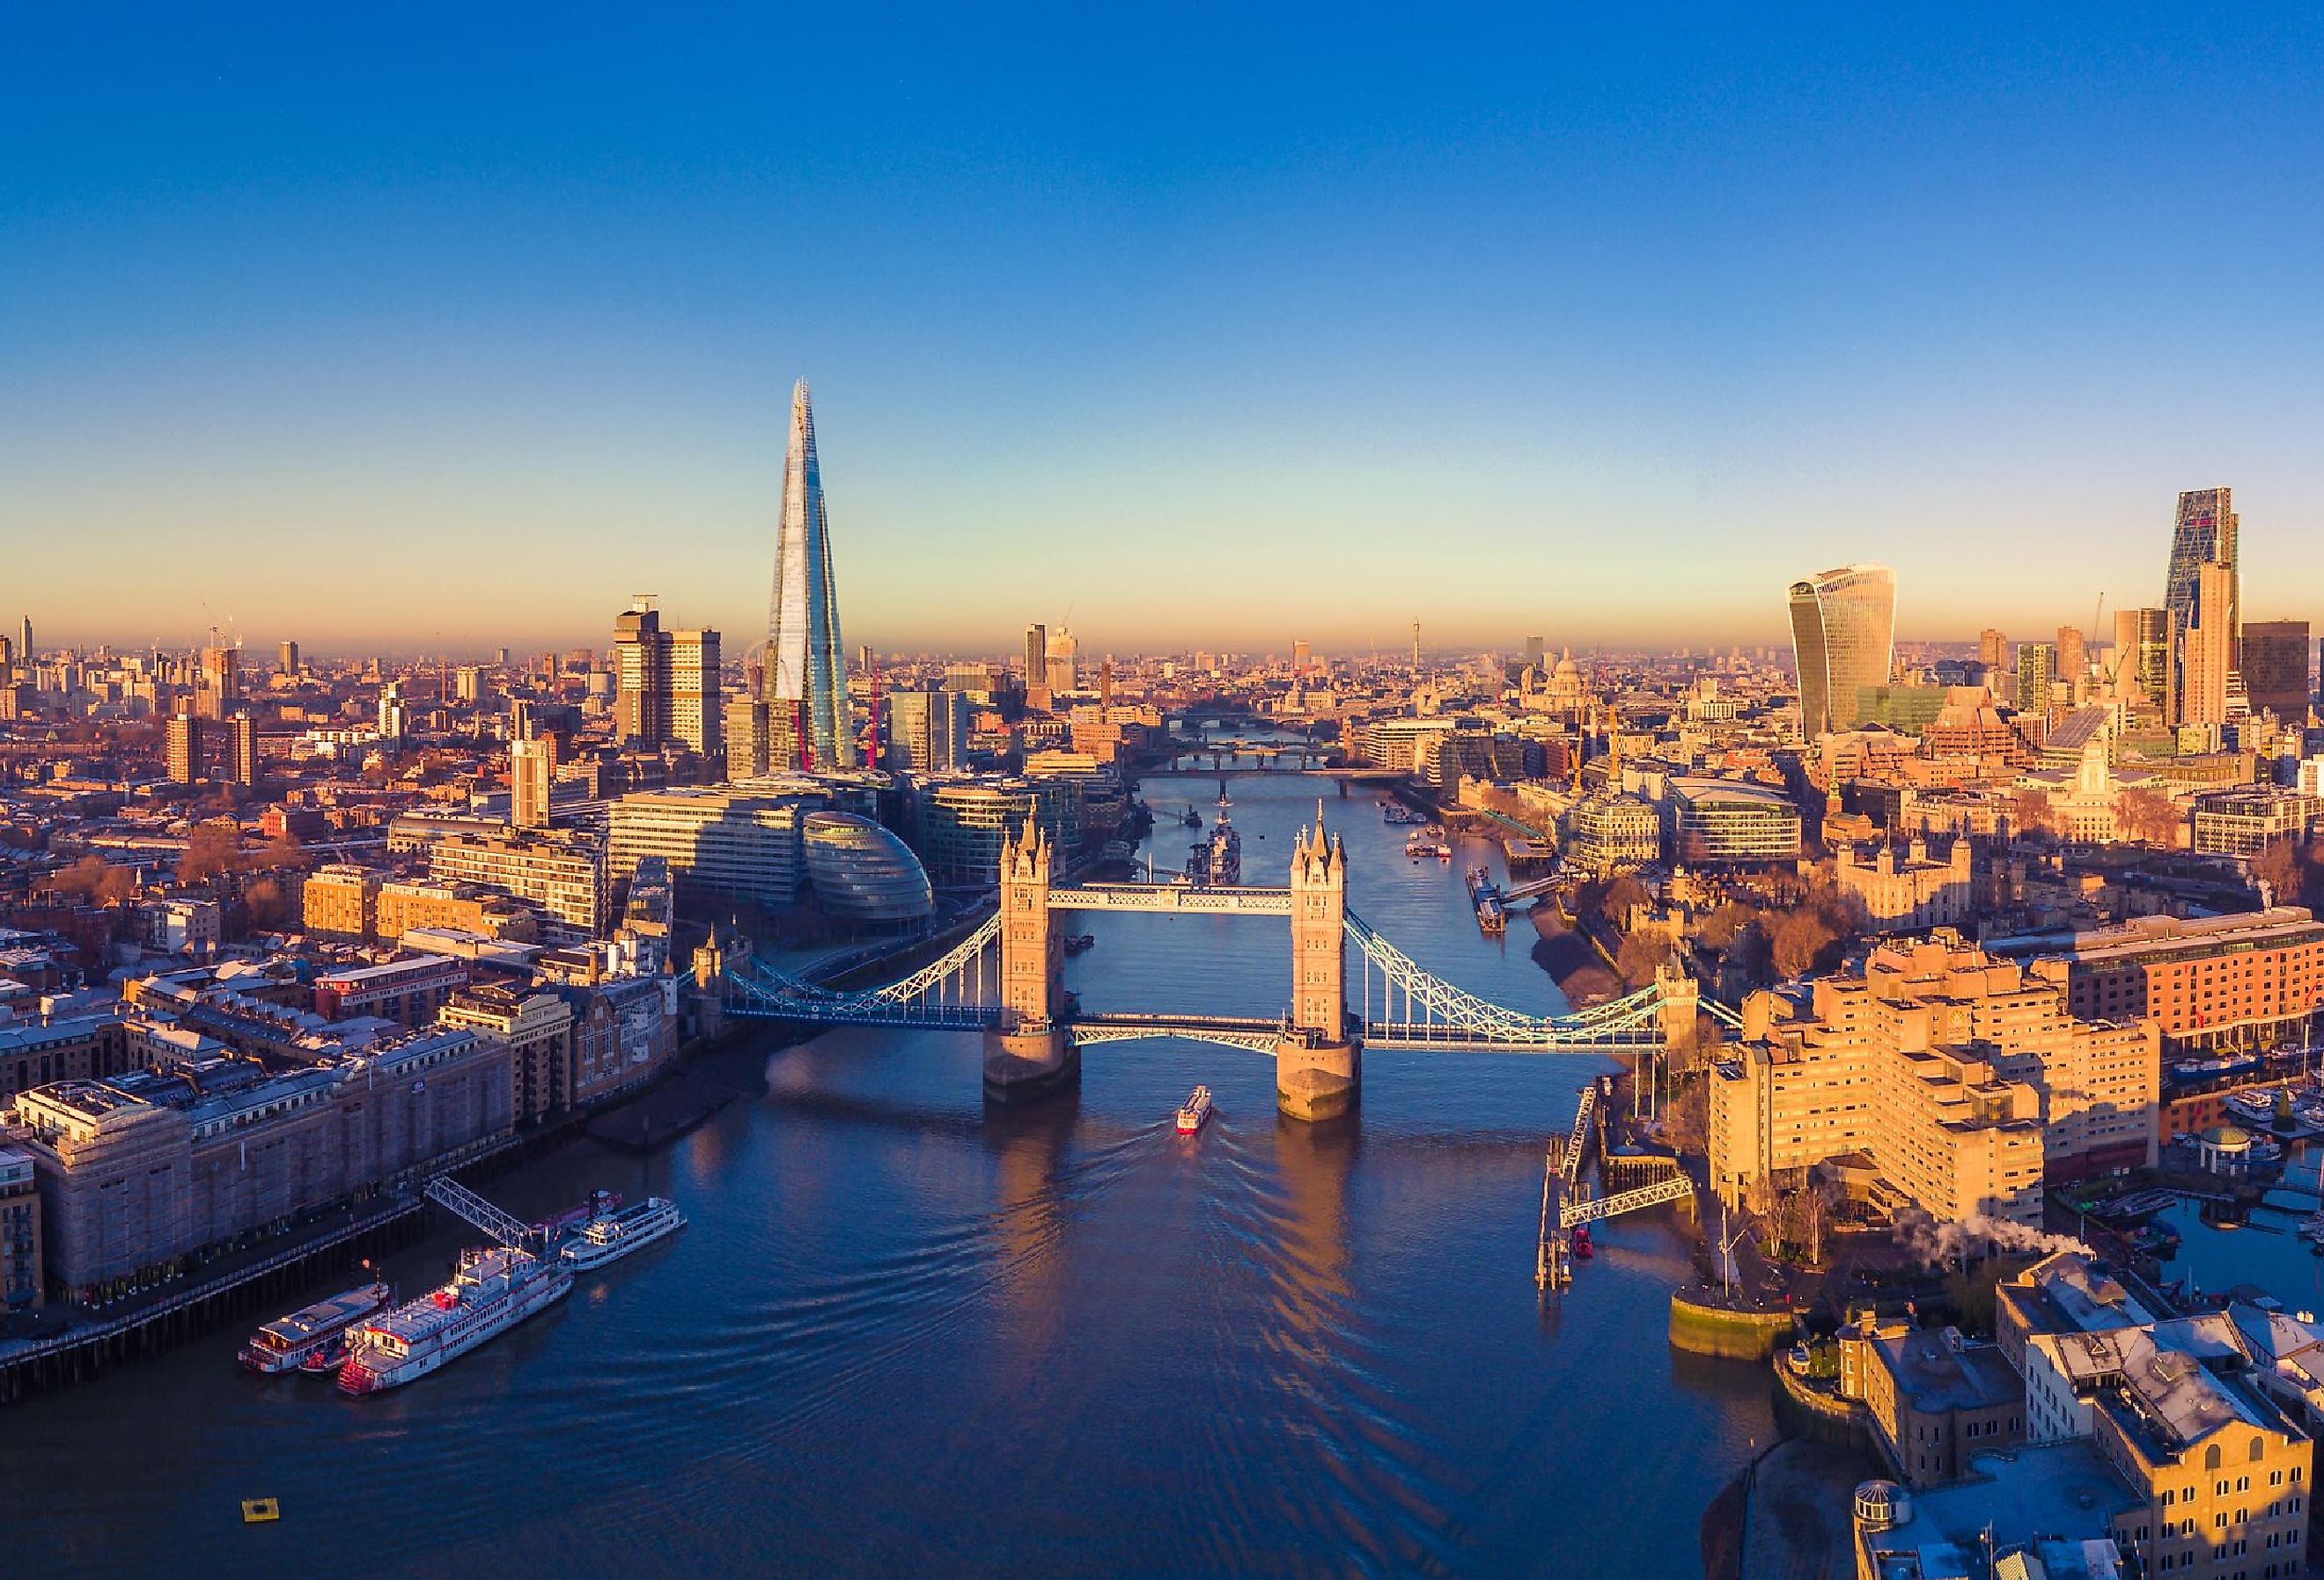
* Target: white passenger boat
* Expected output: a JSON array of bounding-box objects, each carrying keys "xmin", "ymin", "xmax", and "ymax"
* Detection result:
[
  {"xmin": 337, "ymin": 1247, "xmax": 571, "ymax": 1395},
  {"xmin": 239, "ymin": 1281, "xmax": 393, "ymax": 1375},
  {"xmin": 2225, "ymin": 1091, "xmax": 2282, "ymax": 1128},
  {"xmin": 1176, "ymin": 1086, "xmax": 1214, "ymax": 1135},
  {"xmin": 560, "ymin": 1196, "xmax": 688, "ymax": 1271}
]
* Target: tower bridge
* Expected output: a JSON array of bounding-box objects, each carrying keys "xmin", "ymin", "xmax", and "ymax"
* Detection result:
[{"xmin": 724, "ymin": 812, "xmax": 1722, "ymax": 1121}]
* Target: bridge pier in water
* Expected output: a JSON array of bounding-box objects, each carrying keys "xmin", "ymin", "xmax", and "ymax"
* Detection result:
[
  {"xmin": 982, "ymin": 1023, "xmax": 1078, "ymax": 1102},
  {"xmin": 1276, "ymin": 1030, "xmax": 1359, "ymax": 1122}
]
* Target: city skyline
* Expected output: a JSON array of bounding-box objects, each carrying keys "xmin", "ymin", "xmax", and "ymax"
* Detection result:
[
  {"xmin": 8, "ymin": 11, "xmax": 2324, "ymax": 650},
  {"xmin": 15, "ymin": 14, "xmax": 2324, "ymax": 1579}
]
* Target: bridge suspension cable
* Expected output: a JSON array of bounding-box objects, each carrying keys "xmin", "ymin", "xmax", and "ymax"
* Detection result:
[
  {"xmin": 1342, "ymin": 911, "xmax": 1672, "ymax": 1048},
  {"xmin": 724, "ymin": 912, "xmax": 1003, "ymax": 1025}
]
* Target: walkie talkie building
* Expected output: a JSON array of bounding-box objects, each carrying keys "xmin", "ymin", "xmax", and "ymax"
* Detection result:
[{"xmin": 1787, "ymin": 563, "xmax": 1895, "ymax": 738}]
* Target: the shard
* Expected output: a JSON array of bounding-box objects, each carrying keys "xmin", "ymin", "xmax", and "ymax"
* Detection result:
[{"xmin": 765, "ymin": 378, "xmax": 854, "ymax": 768}]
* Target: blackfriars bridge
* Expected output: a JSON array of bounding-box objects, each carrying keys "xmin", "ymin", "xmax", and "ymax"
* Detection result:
[{"xmin": 724, "ymin": 812, "xmax": 1733, "ymax": 1121}]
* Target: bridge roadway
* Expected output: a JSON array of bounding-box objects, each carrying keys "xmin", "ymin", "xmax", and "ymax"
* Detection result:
[
  {"xmin": 1070, "ymin": 1013, "xmax": 1661, "ymax": 1056},
  {"xmin": 1069, "ymin": 1012, "xmax": 1286, "ymax": 1055},
  {"xmin": 1156, "ymin": 761, "xmax": 1404, "ymax": 782},
  {"xmin": 1048, "ymin": 883, "xmax": 1293, "ymax": 915}
]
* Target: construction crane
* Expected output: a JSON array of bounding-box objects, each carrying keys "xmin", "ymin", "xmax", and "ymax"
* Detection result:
[{"xmin": 424, "ymin": 1175, "xmax": 541, "ymax": 1254}]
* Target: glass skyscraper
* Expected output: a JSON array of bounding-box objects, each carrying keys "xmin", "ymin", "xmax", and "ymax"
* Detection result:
[
  {"xmin": 766, "ymin": 379, "xmax": 854, "ymax": 768},
  {"xmin": 2164, "ymin": 487, "xmax": 2238, "ymax": 683},
  {"xmin": 1786, "ymin": 563, "xmax": 1895, "ymax": 738},
  {"xmin": 2114, "ymin": 606, "xmax": 2172, "ymax": 713}
]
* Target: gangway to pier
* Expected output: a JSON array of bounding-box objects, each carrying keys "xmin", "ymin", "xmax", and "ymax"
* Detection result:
[
  {"xmin": 424, "ymin": 1176, "xmax": 539, "ymax": 1254},
  {"xmin": 1558, "ymin": 1172, "xmax": 1694, "ymax": 1229},
  {"xmin": 1498, "ymin": 874, "xmax": 1562, "ymax": 906},
  {"xmin": 1540, "ymin": 1082, "xmax": 1601, "ymax": 1291},
  {"xmin": 1539, "ymin": 1083, "xmax": 1695, "ymax": 1285},
  {"xmin": 1560, "ymin": 1082, "xmax": 1597, "ymax": 1196}
]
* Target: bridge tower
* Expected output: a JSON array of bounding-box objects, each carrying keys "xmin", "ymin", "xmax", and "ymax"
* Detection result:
[
  {"xmin": 1277, "ymin": 808, "xmax": 1360, "ymax": 1121},
  {"xmin": 983, "ymin": 819, "xmax": 1076, "ymax": 1100},
  {"xmin": 1652, "ymin": 963, "xmax": 1698, "ymax": 1047}
]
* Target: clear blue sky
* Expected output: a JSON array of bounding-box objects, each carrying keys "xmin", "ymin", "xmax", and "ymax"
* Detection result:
[{"xmin": 4, "ymin": 5, "xmax": 2320, "ymax": 656}]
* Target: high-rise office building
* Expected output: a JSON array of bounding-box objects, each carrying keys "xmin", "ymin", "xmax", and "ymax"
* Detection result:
[
  {"xmin": 1293, "ymin": 639, "xmax": 1313, "ymax": 675},
  {"xmin": 669, "ymin": 628, "xmax": 722, "ymax": 758},
  {"xmin": 511, "ymin": 736, "xmax": 554, "ymax": 829},
  {"xmin": 724, "ymin": 696, "xmax": 771, "ymax": 782},
  {"xmin": 277, "ymin": 639, "xmax": 298, "ymax": 677},
  {"xmin": 614, "ymin": 603, "xmax": 721, "ymax": 755},
  {"xmin": 378, "ymin": 681, "xmax": 408, "ymax": 741},
  {"xmin": 765, "ymin": 378, "xmax": 852, "ymax": 769},
  {"xmin": 165, "ymin": 704, "xmax": 202, "ymax": 784},
  {"xmin": 2110, "ymin": 607, "xmax": 2172, "ymax": 711},
  {"xmin": 1786, "ymin": 564, "xmax": 1896, "ymax": 737},
  {"xmin": 18, "ymin": 619, "xmax": 30, "ymax": 666},
  {"xmin": 2179, "ymin": 562, "xmax": 2235, "ymax": 731},
  {"xmin": 1524, "ymin": 635, "xmax": 1546, "ymax": 672},
  {"xmin": 612, "ymin": 604, "xmax": 668, "ymax": 746},
  {"xmin": 2242, "ymin": 619, "xmax": 2313, "ymax": 722},
  {"xmin": 198, "ymin": 646, "xmax": 239, "ymax": 719},
  {"xmin": 1045, "ymin": 627, "xmax": 1079, "ymax": 695},
  {"xmin": 2164, "ymin": 487, "xmax": 2239, "ymax": 716},
  {"xmin": 2016, "ymin": 642, "xmax": 2056, "ymax": 716},
  {"xmin": 887, "ymin": 687, "xmax": 969, "ymax": 773},
  {"xmin": 0, "ymin": 635, "xmax": 14, "ymax": 684},
  {"xmin": 2055, "ymin": 625, "xmax": 2086, "ymax": 696},
  {"xmin": 227, "ymin": 712, "xmax": 258, "ymax": 787},
  {"xmin": 1977, "ymin": 628, "xmax": 2009, "ymax": 672},
  {"xmin": 1024, "ymin": 624, "xmax": 1047, "ymax": 686}
]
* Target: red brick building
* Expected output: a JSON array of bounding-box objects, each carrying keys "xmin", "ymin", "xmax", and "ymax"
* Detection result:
[{"xmin": 1988, "ymin": 908, "xmax": 2324, "ymax": 1055}]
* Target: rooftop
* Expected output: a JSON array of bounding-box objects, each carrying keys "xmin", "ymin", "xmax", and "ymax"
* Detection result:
[
  {"xmin": 1986, "ymin": 907, "xmax": 2323, "ymax": 966},
  {"xmin": 2004, "ymin": 1252, "xmax": 2156, "ymax": 1337},
  {"xmin": 314, "ymin": 954, "xmax": 468, "ymax": 989},
  {"xmin": 1875, "ymin": 1328, "xmax": 2023, "ymax": 1414},
  {"xmin": 1866, "ymin": 1441, "xmax": 2138, "ymax": 1576}
]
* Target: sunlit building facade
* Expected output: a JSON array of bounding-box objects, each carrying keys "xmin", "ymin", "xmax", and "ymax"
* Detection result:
[
  {"xmin": 765, "ymin": 379, "xmax": 854, "ymax": 769},
  {"xmin": 2163, "ymin": 486, "xmax": 2239, "ymax": 691},
  {"xmin": 1786, "ymin": 563, "xmax": 1895, "ymax": 737},
  {"xmin": 607, "ymin": 785, "xmax": 825, "ymax": 909},
  {"xmin": 916, "ymin": 780, "xmax": 1082, "ymax": 887}
]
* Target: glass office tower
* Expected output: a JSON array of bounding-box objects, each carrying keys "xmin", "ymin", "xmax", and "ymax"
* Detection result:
[
  {"xmin": 2164, "ymin": 488, "xmax": 2239, "ymax": 712},
  {"xmin": 766, "ymin": 379, "xmax": 854, "ymax": 768},
  {"xmin": 1786, "ymin": 564, "xmax": 1896, "ymax": 738}
]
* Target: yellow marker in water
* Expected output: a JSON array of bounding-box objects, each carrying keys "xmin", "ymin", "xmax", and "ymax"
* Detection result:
[{"xmin": 240, "ymin": 1498, "xmax": 280, "ymax": 1524}]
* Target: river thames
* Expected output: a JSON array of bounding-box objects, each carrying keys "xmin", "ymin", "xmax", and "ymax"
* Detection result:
[{"xmin": 11, "ymin": 768, "xmax": 1773, "ymax": 1578}]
